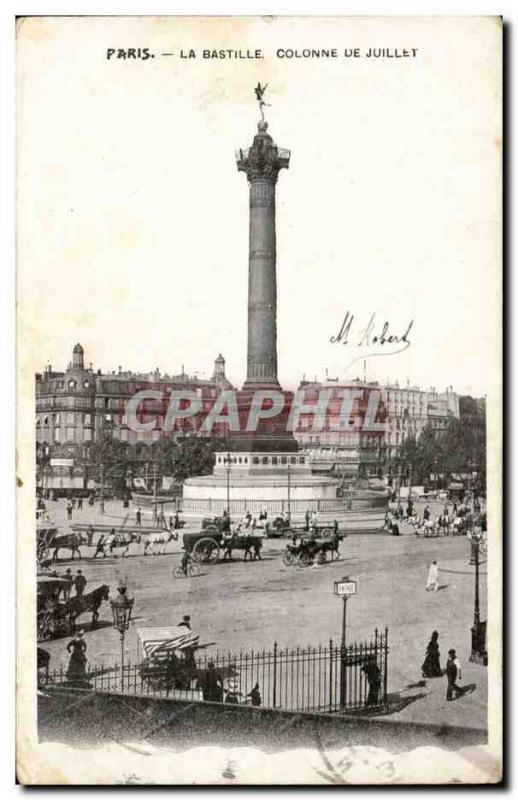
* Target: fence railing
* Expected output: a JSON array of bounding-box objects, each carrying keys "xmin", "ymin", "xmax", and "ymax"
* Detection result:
[
  {"xmin": 180, "ymin": 497, "xmax": 379, "ymax": 515},
  {"xmin": 41, "ymin": 630, "xmax": 389, "ymax": 714}
]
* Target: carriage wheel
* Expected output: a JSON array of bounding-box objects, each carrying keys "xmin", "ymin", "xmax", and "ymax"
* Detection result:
[
  {"xmin": 299, "ymin": 551, "xmax": 312, "ymax": 568},
  {"xmin": 317, "ymin": 550, "xmax": 326, "ymax": 565},
  {"xmin": 283, "ymin": 528, "xmax": 295, "ymax": 540},
  {"xmin": 173, "ymin": 566, "xmax": 187, "ymax": 579},
  {"xmin": 320, "ymin": 527, "xmax": 333, "ymax": 539},
  {"xmin": 192, "ymin": 537, "xmax": 220, "ymax": 564},
  {"xmin": 282, "ymin": 550, "xmax": 295, "ymax": 566}
]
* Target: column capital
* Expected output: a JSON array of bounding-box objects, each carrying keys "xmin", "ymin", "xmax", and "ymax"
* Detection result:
[{"xmin": 236, "ymin": 122, "xmax": 290, "ymax": 183}]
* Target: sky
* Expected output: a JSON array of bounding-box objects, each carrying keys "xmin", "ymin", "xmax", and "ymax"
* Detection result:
[{"xmin": 17, "ymin": 16, "xmax": 501, "ymax": 398}]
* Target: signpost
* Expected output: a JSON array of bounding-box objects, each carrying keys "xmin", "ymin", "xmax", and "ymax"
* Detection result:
[{"xmin": 334, "ymin": 576, "xmax": 357, "ymax": 709}]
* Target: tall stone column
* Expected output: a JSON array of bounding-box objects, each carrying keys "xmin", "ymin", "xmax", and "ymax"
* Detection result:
[{"xmin": 236, "ymin": 121, "xmax": 290, "ymax": 390}]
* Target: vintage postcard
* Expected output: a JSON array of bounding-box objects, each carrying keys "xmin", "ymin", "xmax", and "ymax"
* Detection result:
[{"xmin": 16, "ymin": 15, "xmax": 502, "ymax": 784}]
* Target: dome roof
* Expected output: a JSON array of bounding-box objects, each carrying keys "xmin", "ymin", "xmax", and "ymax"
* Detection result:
[{"xmin": 73, "ymin": 343, "xmax": 84, "ymax": 353}]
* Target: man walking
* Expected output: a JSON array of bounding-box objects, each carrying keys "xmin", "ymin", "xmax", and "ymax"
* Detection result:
[
  {"xmin": 426, "ymin": 560, "xmax": 439, "ymax": 591},
  {"xmin": 74, "ymin": 569, "xmax": 87, "ymax": 597},
  {"xmin": 446, "ymin": 649, "xmax": 462, "ymax": 701},
  {"xmin": 135, "ymin": 508, "xmax": 142, "ymax": 527}
]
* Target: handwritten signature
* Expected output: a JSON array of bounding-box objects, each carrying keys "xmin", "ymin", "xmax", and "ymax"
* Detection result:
[{"xmin": 330, "ymin": 311, "xmax": 414, "ymax": 366}]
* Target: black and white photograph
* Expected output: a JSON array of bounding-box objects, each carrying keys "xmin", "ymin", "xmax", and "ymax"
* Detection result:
[{"xmin": 14, "ymin": 13, "xmax": 502, "ymax": 785}]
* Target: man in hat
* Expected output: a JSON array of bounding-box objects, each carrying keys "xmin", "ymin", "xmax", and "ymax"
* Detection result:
[
  {"xmin": 178, "ymin": 614, "xmax": 191, "ymax": 630},
  {"xmin": 62, "ymin": 567, "xmax": 73, "ymax": 600},
  {"xmin": 445, "ymin": 649, "xmax": 462, "ymax": 701},
  {"xmin": 74, "ymin": 569, "xmax": 87, "ymax": 597}
]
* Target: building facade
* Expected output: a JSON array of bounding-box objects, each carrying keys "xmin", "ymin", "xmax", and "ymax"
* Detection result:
[{"xmin": 35, "ymin": 344, "xmax": 234, "ymax": 490}]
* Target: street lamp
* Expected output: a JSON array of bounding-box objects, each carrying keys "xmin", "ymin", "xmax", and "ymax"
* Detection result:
[
  {"xmin": 99, "ymin": 463, "xmax": 105, "ymax": 514},
  {"xmin": 333, "ymin": 576, "xmax": 357, "ymax": 710},
  {"xmin": 287, "ymin": 463, "xmax": 291, "ymax": 518},
  {"xmin": 223, "ymin": 452, "xmax": 232, "ymax": 514},
  {"xmin": 467, "ymin": 529, "xmax": 487, "ymax": 665},
  {"xmin": 110, "ymin": 582, "xmax": 135, "ymax": 691}
]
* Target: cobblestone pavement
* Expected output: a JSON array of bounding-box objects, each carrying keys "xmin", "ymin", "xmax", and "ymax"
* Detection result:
[{"xmin": 39, "ymin": 499, "xmax": 488, "ymax": 731}]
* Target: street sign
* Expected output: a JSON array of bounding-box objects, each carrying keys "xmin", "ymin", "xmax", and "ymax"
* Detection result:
[
  {"xmin": 334, "ymin": 580, "xmax": 357, "ymax": 596},
  {"xmin": 50, "ymin": 458, "xmax": 74, "ymax": 467}
]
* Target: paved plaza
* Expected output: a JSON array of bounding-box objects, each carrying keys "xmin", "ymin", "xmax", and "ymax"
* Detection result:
[{"xmin": 40, "ymin": 499, "xmax": 488, "ymax": 732}]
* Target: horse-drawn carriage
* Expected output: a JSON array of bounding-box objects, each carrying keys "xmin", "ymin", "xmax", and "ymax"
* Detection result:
[
  {"xmin": 37, "ymin": 575, "xmax": 110, "ymax": 640},
  {"xmin": 282, "ymin": 532, "xmax": 341, "ymax": 567},
  {"xmin": 183, "ymin": 518, "xmax": 264, "ymax": 563},
  {"xmin": 266, "ymin": 515, "xmax": 339, "ymax": 540},
  {"xmin": 37, "ymin": 575, "xmax": 71, "ymax": 640},
  {"xmin": 138, "ymin": 626, "xmax": 203, "ymax": 695}
]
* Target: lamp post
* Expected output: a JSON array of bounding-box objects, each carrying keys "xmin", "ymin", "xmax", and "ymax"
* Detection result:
[
  {"xmin": 467, "ymin": 529, "xmax": 487, "ymax": 665},
  {"xmin": 333, "ymin": 576, "xmax": 357, "ymax": 710},
  {"xmin": 99, "ymin": 462, "xmax": 105, "ymax": 514},
  {"xmin": 287, "ymin": 463, "xmax": 291, "ymax": 518},
  {"xmin": 152, "ymin": 462, "xmax": 158, "ymax": 526},
  {"xmin": 110, "ymin": 583, "xmax": 135, "ymax": 691},
  {"xmin": 223, "ymin": 452, "xmax": 232, "ymax": 514}
]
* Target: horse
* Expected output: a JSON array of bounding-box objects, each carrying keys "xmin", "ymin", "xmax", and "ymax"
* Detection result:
[
  {"xmin": 51, "ymin": 533, "xmax": 85, "ymax": 561},
  {"xmin": 64, "ymin": 584, "xmax": 110, "ymax": 632},
  {"xmin": 99, "ymin": 531, "xmax": 140, "ymax": 558},
  {"xmin": 436, "ymin": 514, "xmax": 452, "ymax": 536},
  {"xmin": 143, "ymin": 529, "xmax": 176, "ymax": 556}
]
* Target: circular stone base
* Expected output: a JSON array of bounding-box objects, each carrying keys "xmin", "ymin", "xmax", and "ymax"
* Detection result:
[{"xmin": 182, "ymin": 472, "xmax": 386, "ymax": 518}]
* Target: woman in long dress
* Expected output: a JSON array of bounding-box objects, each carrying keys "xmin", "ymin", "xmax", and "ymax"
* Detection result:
[{"xmin": 421, "ymin": 630, "xmax": 442, "ymax": 677}]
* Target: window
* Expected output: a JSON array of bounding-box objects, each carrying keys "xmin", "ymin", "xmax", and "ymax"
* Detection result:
[
  {"xmin": 290, "ymin": 456, "xmax": 297, "ymax": 464},
  {"xmin": 300, "ymin": 457, "xmax": 305, "ymax": 464},
  {"xmin": 253, "ymin": 457, "xmax": 259, "ymax": 465},
  {"xmin": 53, "ymin": 428, "xmax": 60, "ymax": 443},
  {"xmin": 281, "ymin": 456, "xmax": 287, "ymax": 464},
  {"xmin": 272, "ymin": 457, "xmax": 278, "ymax": 465},
  {"xmin": 84, "ymin": 428, "xmax": 92, "ymax": 442},
  {"xmin": 66, "ymin": 428, "xmax": 75, "ymax": 442},
  {"xmin": 262, "ymin": 456, "xmax": 268, "ymax": 465},
  {"xmin": 84, "ymin": 414, "xmax": 91, "ymax": 425}
]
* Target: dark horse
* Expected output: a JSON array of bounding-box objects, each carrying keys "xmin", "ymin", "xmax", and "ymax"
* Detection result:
[
  {"xmin": 52, "ymin": 532, "xmax": 85, "ymax": 561},
  {"xmin": 64, "ymin": 584, "xmax": 110, "ymax": 632}
]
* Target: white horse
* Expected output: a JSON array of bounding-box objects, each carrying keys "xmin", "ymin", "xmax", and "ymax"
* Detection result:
[{"xmin": 143, "ymin": 529, "xmax": 177, "ymax": 556}]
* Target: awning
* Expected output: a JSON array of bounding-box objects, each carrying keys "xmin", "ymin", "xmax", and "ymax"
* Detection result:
[{"xmin": 137, "ymin": 626, "xmax": 199, "ymax": 660}]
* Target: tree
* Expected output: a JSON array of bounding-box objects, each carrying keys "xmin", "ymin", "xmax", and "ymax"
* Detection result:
[{"xmin": 86, "ymin": 435, "xmax": 133, "ymax": 493}]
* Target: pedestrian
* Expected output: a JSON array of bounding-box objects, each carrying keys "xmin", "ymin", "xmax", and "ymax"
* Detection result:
[
  {"xmin": 62, "ymin": 567, "xmax": 73, "ymax": 600},
  {"xmin": 247, "ymin": 682, "xmax": 262, "ymax": 706},
  {"xmin": 200, "ymin": 661, "xmax": 224, "ymax": 702},
  {"xmin": 66, "ymin": 630, "xmax": 87, "ymax": 682},
  {"xmin": 421, "ymin": 630, "xmax": 442, "ymax": 677},
  {"xmin": 362, "ymin": 657, "xmax": 381, "ymax": 706},
  {"xmin": 93, "ymin": 534, "xmax": 106, "ymax": 559},
  {"xmin": 406, "ymin": 499, "xmax": 413, "ymax": 519},
  {"xmin": 135, "ymin": 508, "xmax": 142, "ymax": 527},
  {"xmin": 67, "ymin": 503, "xmax": 73, "ymax": 521},
  {"xmin": 390, "ymin": 517, "xmax": 400, "ymax": 536},
  {"xmin": 304, "ymin": 509, "xmax": 310, "ymax": 531},
  {"xmin": 84, "ymin": 525, "xmax": 95, "ymax": 548},
  {"xmin": 74, "ymin": 569, "xmax": 87, "ymax": 597},
  {"xmin": 423, "ymin": 505, "xmax": 431, "ymax": 522},
  {"xmin": 445, "ymin": 649, "xmax": 462, "ymax": 701},
  {"xmin": 333, "ymin": 519, "xmax": 339, "ymax": 536},
  {"xmin": 426, "ymin": 560, "xmax": 439, "ymax": 591},
  {"xmin": 71, "ymin": 496, "xmax": 76, "ymax": 509},
  {"xmin": 221, "ymin": 509, "xmax": 231, "ymax": 532},
  {"xmin": 178, "ymin": 614, "xmax": 191, "ymax": 630}
]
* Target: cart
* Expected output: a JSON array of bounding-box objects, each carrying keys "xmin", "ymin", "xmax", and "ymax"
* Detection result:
[{"xmin": 137, "ymin": 626, "xmax": 203, "ymax": 696}]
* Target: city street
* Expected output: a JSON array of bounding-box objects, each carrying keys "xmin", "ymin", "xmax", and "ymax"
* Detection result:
[{"xmin": 39, "ymin": 499, "xmax": 488, "ymax": 732}]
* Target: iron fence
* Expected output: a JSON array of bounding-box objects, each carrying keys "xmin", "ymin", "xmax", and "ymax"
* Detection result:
[{"xmin": 41, "ymin": 630, "xmax": 388, "ymax": 714}]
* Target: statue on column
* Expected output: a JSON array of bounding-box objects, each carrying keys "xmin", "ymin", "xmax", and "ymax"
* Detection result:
[{"xmin": 254, "ymin": 82, "xmax": 270, "ymax": 123}]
